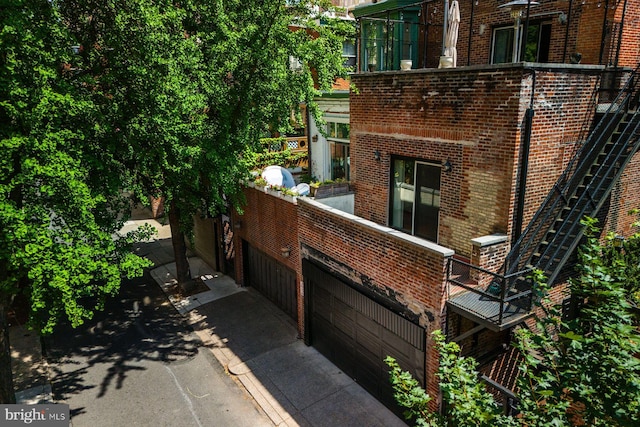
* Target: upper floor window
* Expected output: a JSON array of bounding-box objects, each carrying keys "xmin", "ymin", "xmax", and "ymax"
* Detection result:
[
  {"xmin": 491, "ymin": 22, "xmax": 551, "ymax": 64},
  {"xmin": 343, "ymin": 40, "xmax": 356, "ymax": 69},
  {"xmin": 359, "ymin": 10, "xmax": 420, "ymax": 71}
]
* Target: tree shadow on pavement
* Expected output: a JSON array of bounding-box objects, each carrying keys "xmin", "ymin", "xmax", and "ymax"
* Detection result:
[{"xmin": 46, "ymin": 266, "xmax": 201, "ymax": 402}]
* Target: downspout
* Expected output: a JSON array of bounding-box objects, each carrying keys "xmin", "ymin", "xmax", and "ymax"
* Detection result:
[
  {"xmin": 467, "ymin": 0, "xmax": 475, "ymax": 66},
  {"xmin": 613, "ymin": 0, "xmax": 628, "ymax": 68},
  {"xmin": 562, "ymin": 0, "xmax": 573, "ymax": 63},
  {"xmin": 598, "ymin": 0, "xmax": 610, "ymax": 65},
  {"xmin": 520, "ymin": 0, "xmax": 533, "ymax": 61},
  {"xmin": 422, "ymin": 1, "xmax": 429, "ymax": 68},
  {"xmin": 513, "ymin": 68, "xmax": 536, "ymax": 246}
]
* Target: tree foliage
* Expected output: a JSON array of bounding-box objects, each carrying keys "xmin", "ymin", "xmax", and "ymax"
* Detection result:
[
  {"xmin": 56, "ymin": 0, "xmax": 352, "ymax": 284},
  {"xmin": 515, "ymin": 217, "xmax": 640, "ymax": 426},
  {"xmin": 387, "ymin": 217, "xmax": 640, "ymax": 426},
  {"xmin": 387, "ymin": 331, "xmax": 516, "ymax": 427},
  {"xmin": 1, "ymin": 0, "xmax": 151, "ymax": 334},
  {"xmin": 0, "ymin": 0, "xmax": 153, "ymax": 402}
]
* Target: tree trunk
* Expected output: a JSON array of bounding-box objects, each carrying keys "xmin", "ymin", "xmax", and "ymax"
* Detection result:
[
  {"xmin": 0, "ymin": 296, "xmax": 16, "ymax": 403},
  {"xmin": 168, "ymin": 199, "xmax": 191, "ymax": 288}
]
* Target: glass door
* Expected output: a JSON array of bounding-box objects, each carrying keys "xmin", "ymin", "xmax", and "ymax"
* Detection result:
[{"xmin": 413, "ymin": 162, "xmax": 440, "ymax": 242}]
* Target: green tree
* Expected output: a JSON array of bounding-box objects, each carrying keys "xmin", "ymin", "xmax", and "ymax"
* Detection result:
[
  {"xmin": 387, "ymin": 217, "xmax": 640, "ymax": 426},
  {"xmin": 386, "ymin": 331, "xmax": 516, "ymax": 427},
  {"xmin": 0, "ymin": 0, "xmax": 152, "ymax": 403},
  {"xmin": 516, "ymin": 217, "xmax": 640, "ymax": 426},
  {"xmin": 58, "ymin": 0, "xmax": 352, "ymax": 287}
]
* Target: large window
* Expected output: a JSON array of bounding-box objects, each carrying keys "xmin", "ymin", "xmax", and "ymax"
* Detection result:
[
  {"xmin": 359, "ymin": 10, "xmax": 420, "ymax": 71},
  {"xmin": 491, "ymin": 22, "xmax": 551, "ymax": 64},
  {"xmin": 390, "ymin": 158, "xmax": 440, "ymax": 242},
  {"xmin": 327, "ymin": 121, "xmax": 350, "ymax": 180}
]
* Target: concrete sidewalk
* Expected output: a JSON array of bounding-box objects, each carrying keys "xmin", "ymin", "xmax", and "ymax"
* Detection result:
[
  {"xmin": 150, "ymin": 258, "xmax": 405, "ymax": 427},
  {"xmin": 9, "ymin": 324, "xmax": 52, "ymax": 404}
]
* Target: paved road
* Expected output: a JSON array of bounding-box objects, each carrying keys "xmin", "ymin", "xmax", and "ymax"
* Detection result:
[{"xmin": 45, "ymin": 272, "xmax": 272, "ymax": 427}]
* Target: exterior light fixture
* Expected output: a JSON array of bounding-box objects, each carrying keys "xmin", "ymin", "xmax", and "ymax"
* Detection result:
[
  {"xmin": 374, "ymin": 150, "xmax": 381, "ymax": 161},
  {"xmin": 281, "ymin": 246, "xmax": 291, "ymax": 258},
  {"xmin": 558, "ymin": 12, "xmax": 567, "ymax": 25},
  {"xmin": 613, "ymin": 235, "xmax": 625, "ymax": 248},
  {"xmin": 442, "ymin": 159, "xmax": 453, "ymax": 172}
]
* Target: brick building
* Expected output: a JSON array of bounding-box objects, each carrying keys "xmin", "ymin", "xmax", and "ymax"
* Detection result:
[{"xmin": 193, "ymin": 0, "xmax": 640, "ymax": 418}]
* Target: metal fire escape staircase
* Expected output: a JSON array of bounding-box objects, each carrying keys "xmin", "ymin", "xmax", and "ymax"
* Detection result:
[{"xmin": 447, "ymin": 65, "xmax": 640, "ymax": 331}]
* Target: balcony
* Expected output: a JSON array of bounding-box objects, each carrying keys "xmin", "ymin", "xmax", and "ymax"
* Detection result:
[
  {"xmin": 260, "ymin": 136, "xmax": 309, "ymax": 170},
  {"xmin": 446, "ymin": 258, "xmax": 533, "ymax": 332}
]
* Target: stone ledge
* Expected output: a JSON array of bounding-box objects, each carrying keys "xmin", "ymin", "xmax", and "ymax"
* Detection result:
[{"xmin": 471, "ymin": 234, "xmax": 508, "ymax": 248}]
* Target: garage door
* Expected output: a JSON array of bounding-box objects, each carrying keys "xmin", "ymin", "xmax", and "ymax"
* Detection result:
[
  {"xmin": 245, "ymin": 242, "xmax": 297, "ymax": 321},
  {"xmin": 303, "ymin": 260, "xmax": 425, "ymax": 412}
]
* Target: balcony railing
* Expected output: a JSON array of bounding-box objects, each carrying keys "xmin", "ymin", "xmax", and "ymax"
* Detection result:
[
  {"xmin": 446, "ymin": 258, "xmax": 533, "ymax": 331},
  {"xmin": 258, "ymin": 136, "xmax": 309, "ymax": 170}
]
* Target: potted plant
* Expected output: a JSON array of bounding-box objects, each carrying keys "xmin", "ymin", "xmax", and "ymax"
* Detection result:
[{"xmin": 310, "ymin": 179, "xmax": 350, "ymax": 199}]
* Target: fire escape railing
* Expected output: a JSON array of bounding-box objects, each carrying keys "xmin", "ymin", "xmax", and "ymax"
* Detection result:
[
  {"xmin": 448, "ymin": 63, "xmax": 640, "ymax": 329},
  {"xmin": 505, "ymin": 63, "xmax": 640, "ymax": 284}
]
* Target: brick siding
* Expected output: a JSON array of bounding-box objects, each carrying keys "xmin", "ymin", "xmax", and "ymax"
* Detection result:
[
  {"xmin": 351, "ymin": 64, "xmax": 602, "ymax": 258},
  {"xmin": 297, "ymin": 197, "xmax": 451, "ymax": 404},
  {"xmin": 232, "ymin": 185, "xmax": 303, "ymax": 330},
  {"xmin": 406, "ymin": 0, "xmax": 638, "ymax": 67}
]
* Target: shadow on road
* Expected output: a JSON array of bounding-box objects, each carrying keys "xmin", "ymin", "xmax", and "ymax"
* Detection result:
[{"xmin": 46, "ymin": 255, "xmax": 200, "ymax": 402}]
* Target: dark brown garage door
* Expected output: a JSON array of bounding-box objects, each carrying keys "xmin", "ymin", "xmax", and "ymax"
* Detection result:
[
  {"xmin": 303, "ymin": 260, "xmax": 425, "ymax": 413},
  {"xmin": 245, "ymin": 242, "xmax": 297, "ymax": 321}
]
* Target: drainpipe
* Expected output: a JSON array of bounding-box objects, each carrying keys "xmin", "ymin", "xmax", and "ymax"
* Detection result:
[
  {"xmin": 598, "ymin": 0, "xmax": 610, "ymax": 65},
  {"xmin": 519, "ymin": 0, "xmax": 533, "ymax": 61},
  {"xmin": 467, "ymin": 0, "xmax": 475, "ymax": 66},
  {"xmin": 513, "ymin": 69, "xmax": 536, "ymax": 246},
  {"xmin": 562, "ymin": 0, "xmax": 573, "ymax": 63},
  {"xmin": 356, "ymin": 18, "xmax": 361, "ymax": 72},
  {"xmin": 422, "ymin": 1, "xmax": 429, "ymax": 68},
  {"xmin": 613, "ymin": 0, "xmax": 628, "ymax": 68}
]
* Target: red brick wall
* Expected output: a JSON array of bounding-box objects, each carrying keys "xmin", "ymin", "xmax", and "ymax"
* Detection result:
[
  {"xmin": 574, "ymin": 4, "xmax": 609, "ymax": 65},
  {"xmin": 232, "ymin": 185, "xmax": 303, "ymax": 331},
  {"xmin": 351, "ymin": 67, "xmax": 522, "ymax": 257},
  {"xmin": 519, "ymin": 68, "xmax": 602, "ymax": 229},
  {"xmin": 350, "ymin": 65, "xmax": 601, "ymax": 258},
  {"xmin": 470, "ymin": 239, "xmax": 510, "ymax": 288},
  {"xmin": 297, "ymin": 197, "xmax": 451, "ymax": 404},
  {"xmin": 601, "ymin": 151, "xmax": 640, "ymax": 236},
  {"xmin": 457, "ymin": 0, "xmax": 574, "ymax": 65},
  {"xmin": 429, "ymin": 0, "xmax": 639, "ymax": 67},
  {"xmin": 615, "ymin": 2, "xmax": 640, "ymax": 67}
]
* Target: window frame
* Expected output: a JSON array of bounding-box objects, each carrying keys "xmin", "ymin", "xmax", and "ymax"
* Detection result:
[
  {"xmin": 326, "ymin": 119, "xmax": 351, "ymax": 181},
  {"xmin": 490, "ymin": 21, "xmax": 552, "ymax": 64},
  {"xmin": 388, "ymin": 156, "xmax": 441, "ymax": 243}
]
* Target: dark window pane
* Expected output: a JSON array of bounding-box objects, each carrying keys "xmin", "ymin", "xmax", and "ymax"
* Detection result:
[
  {"xmin": 493, "ymin": 27, "xmax": 514, "ymax": 64},
  {"xmin": 413, "ymin": 163, "xmax": 440, "ymax": 242},
  {"xmin": 337, "ymin": 123, "xmax": 350, "ymax": 139},
  {"xmin": 331, "ymin": 142, "xmax": 349, "ymax": 180},
  {"xmin": 391, "ymin": 159, "xmax": 414, "ymax": 233}
]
